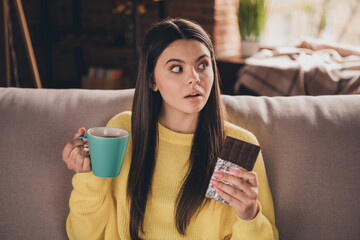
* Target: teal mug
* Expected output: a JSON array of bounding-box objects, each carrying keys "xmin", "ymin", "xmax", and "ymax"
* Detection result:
[{"xmin": 78, "ymin": 127, "xmax": 130, "ymax": 178}]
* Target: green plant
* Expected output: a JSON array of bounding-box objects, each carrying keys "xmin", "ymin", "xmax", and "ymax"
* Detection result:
[{"xmin": 237, "ymin": 0, "xmax": 267, "ymax": 41}]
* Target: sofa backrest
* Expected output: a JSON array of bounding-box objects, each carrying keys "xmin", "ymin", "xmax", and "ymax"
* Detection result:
[
  {"xmin": 222, "ymin": 94, "xmax": 360, "ymax": 240},
  {"xmin": 0, "ymin": 87, "xmax": 359, "ymax": 240},
  {"xmin": 0, "ymin": 88, "xmax": 134, "ymax": 239}
]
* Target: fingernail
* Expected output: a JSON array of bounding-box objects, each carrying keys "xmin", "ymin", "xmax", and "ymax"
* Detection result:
[
  {"xmin": 213, "ymin": 172, "xmax": 222, "ymax": 179},
  {"xmin": 210, "ymin": 179, "xmax": 218, "ymax": 185},
  {"xmin": 229, "ymin": 169, "xmax": 239, "ymax": 176}
]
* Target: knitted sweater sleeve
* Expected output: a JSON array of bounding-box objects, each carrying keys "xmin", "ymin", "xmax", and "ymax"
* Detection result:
[
  {"xmin": 66, "ymin": 173, "xmax": 118, "ymax": 240},
  {"xmin": 225, "ymin": 123, "xmax": 279, "ymax": 240},
  {"xmin": 66, "ymin": 112, "xmax": 131, "ymax": 240}
]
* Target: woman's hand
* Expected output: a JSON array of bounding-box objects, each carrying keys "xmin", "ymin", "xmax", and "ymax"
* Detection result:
[
  {"xmin": 62, "ymin": 127, "xmax": 91, "ymax": 173},
  {"xmin": 211, "ymin": 168, "xmax": 259, "ymax": 220}
]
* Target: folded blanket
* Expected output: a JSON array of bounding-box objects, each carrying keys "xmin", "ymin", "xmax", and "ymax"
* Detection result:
[{"xmin": 234, "ymin": 38, "xmax": 360, "ymax": 96}]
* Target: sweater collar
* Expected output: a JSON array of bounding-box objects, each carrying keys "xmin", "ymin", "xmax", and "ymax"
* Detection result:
[{"xmin": 158, "ymin": 122, "xmax": 194, "ymax": 145}]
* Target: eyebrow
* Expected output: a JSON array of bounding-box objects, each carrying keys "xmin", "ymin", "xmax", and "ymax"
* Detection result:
[{"xmin": 165, "ymin": 54, "xmax": 210, "ymax": 65}]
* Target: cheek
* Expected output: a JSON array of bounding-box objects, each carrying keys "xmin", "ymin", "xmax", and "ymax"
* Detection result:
[
  {"xmin": 155, "ymin": 77, "xmax": 181, "ymax": 100},
  {"xmin": 156, "ymin": 74, "xmax": 178, "ymax": 90},
  {"xmin": 202, "ymin": 70, "xmax": 214, "ymax": 89}
]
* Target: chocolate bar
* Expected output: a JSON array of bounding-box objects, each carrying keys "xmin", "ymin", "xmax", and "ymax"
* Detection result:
[
  {"xmin": 205, "ymin": 136, "xmax": 261, "ymax": 204},
  {"xmin": 219, "ymin": 136, "xmax": 260, "ymax": 171}
]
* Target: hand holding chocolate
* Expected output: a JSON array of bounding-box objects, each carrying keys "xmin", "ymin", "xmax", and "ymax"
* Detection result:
[{"xmin": 205, "ymin": 136, "xmax": 261, "ymax": 204}]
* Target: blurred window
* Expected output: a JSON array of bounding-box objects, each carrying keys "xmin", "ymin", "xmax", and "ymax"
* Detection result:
[{"xmin": 261, "ymin": 0, "xmax": 360, "ymax": 47}]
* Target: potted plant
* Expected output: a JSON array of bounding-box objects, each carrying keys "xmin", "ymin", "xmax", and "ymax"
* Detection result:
[{"xmin": 237, "ymin": 0, "xmax": 267, "ymax": 57}]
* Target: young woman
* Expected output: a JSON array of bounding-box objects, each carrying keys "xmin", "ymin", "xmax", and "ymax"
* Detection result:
[{"xmin": 62, "ymin": 18, "xmax": 278, "ymax": 240}]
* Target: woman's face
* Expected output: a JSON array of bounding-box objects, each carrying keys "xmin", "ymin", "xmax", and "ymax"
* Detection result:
[{"xmin": 152, "ymin": 39, "xmax": 214, "ymax": 119}]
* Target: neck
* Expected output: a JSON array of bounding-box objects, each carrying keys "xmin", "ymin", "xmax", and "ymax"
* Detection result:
[{"xmin": 158, "ymin": 109, "xmax": 199, "ymax": 134}]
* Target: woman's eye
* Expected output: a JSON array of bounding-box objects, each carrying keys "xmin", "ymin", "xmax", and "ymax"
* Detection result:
[
  {"xmin": 170, "ymin": 65, "xmax": 182, "ymax": 73},
  {"xmin": 199, "ymin": 62, "xmax": 208, "ymax": 70}
]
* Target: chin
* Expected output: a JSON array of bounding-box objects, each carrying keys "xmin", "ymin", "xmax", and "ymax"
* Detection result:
[{"xmin": 184, "ymin": 105, "xmax": 206, "ymax": 114}]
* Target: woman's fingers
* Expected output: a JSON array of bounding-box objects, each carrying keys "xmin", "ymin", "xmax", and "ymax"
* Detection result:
[
  {"xmin": 62, "ymin": 127, "xmax": 86, "ymax": 163},
  {"xmin": 61, "ymin": 127, "xmax": 91, "ymax": 173},
  {"xmin": 79, "ymin": 147, "xmax": 91, "ymax": 172},
  {"xmin": 73, "ymin": 127, "xmax": 86, "ymax": 140},
  {"xmin": 211, "ymin": 179, "xmax": 247, "ymax": 203},
  {"xmin": 212, "ymin": 169, "xmax": 260, "ymax": 220},
  {"xmin": 74, "ymin": 148, "xmax": 90, "ymax": 172},
  {"xmin": 212, "ymin": 182, "xmax": 258, "ymax": 220},
  {"xmin": 215, "ymin": 171, "xmax": 258, "ymax": 199},
  {"xmin": 82, "ymin": 156, "xmax": 91, "ymax": 172},
  {"xmin": 67, "ymin": 146, "xmax": 90, "ymax": 172},
  {"xmin": 229, "ymin": 169, "xmax": 259, "ymax": 187},
  {"xmin": 64, "ymin": 139, "xmax": 83, "ymax": 156},
  {"xmin": 213, "ymin": 184, "xmax": 238, "ymax": 206}
]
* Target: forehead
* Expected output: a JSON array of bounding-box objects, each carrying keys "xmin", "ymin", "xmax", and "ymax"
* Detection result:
[{"xmin": 158, "ymin": 39, "xmax": 211, "ymax": 62}]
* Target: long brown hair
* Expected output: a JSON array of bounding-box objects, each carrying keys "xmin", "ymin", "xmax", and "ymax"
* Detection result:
[{"xmin": 129, "ymin": 18, "xmax": 225, "ymax": 239}]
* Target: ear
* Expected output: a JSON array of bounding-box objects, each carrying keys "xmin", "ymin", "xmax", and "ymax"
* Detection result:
[{"xmin": 149, "ymin": 74, "xmax": 158, "ymax": 91}]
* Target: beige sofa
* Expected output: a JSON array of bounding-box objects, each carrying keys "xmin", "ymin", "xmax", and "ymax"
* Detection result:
[{"xmin": 0, "ymin": 87, "xmax": 359, "ymax": 240}]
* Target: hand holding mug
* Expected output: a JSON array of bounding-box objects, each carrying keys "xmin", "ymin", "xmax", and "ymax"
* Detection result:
[
  {"xmin": 62, "ymin": 127, "xmax": 91, "ymax": 173},
  {"xmin": 62, "ymin": 127, "xmax": 130, "ymax": 178},
  {"xmin": 77, "ymin": 127, "xmax": 129, "ymax": 178}
]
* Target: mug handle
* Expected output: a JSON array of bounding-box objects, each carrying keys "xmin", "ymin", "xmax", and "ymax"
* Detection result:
[{"xmin": 77, "ymin": 136, "xmax": 88, "ymax": 141}]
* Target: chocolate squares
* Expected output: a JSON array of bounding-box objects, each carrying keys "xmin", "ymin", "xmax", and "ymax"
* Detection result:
[{"xmin": 219, "ymin": 136, "xmax": 260, "ymax": 171}]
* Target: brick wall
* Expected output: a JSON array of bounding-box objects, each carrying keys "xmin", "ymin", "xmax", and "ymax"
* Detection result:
[
  {"xmin": 142, "ymin": 0, "xmax": 240, "ymax": 58},
  {"xmin": 214, "ymin": 0, "xmax": 240, "ymax": 58},
  {"xmin": 166, "ymin": 0, "xmax": 215, "ymax": 39}
]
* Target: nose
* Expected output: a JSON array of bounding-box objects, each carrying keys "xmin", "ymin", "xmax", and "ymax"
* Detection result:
[{"xmin": 187, "ymin": 69, "xmax": 200, "ymax": 85}]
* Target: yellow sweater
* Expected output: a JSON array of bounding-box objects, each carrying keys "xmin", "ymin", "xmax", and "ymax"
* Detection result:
[{"xmin": 66, "ymin": 111, "xmax": 278, "ymax": 240}]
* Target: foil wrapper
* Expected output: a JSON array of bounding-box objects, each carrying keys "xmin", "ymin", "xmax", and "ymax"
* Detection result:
[{"xmin": 205, "ymin": 158, "xmax": 242, "ymax": 205}]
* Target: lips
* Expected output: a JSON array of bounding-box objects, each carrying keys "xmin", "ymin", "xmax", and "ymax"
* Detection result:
[{"xmin": 185, "ymin": 91, "xmax": 202, "ymax": 98}]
